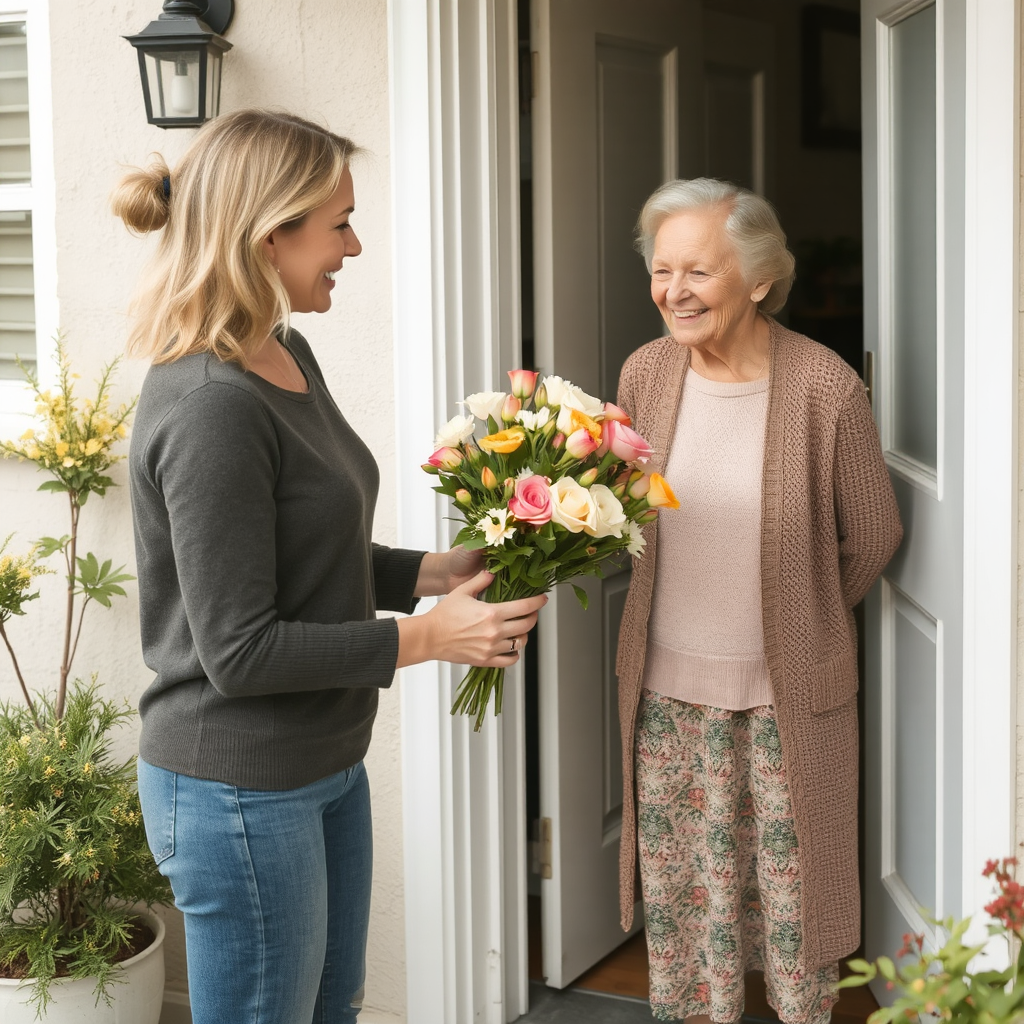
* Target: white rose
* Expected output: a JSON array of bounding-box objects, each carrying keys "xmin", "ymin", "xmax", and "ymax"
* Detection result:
[
  {"xmin": 563, "ymin": 382, "xmax": 604, "ymax": 418},
  {"xmin": 585, "ymin": 484, "xmax": 626, "ymax": 539},
  {"xmin": 551, "ymin": 381, "xmax": 603, "ymax": 433},
  {"xmin": 541, "ymin": 375, "xmax": 569, "ymax": 406},
  {"xmin": 477, "ymin": 507, "xmax": 516, "ymax": 546},
  {"xmin": 622, "ymin": 519, "xmax": 646, "ymax": 557},
  {"xmin": 435, "ymin": 414, "xmax": 476, "ymax": 449},
  {"xmin": 548, "ymin": 477, "xmax": 597, "ymax": 534},
  {"xmin": 462, "ymin": 391, "xmax": 508, "ymax": 424}
]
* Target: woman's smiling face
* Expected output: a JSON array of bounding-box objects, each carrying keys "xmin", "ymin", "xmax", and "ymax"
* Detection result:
[
  {"xmin": 650, "ymin": 205, "xmax": 768, "ymax": 351},
  {"xmin": 263, "ymin": 165, "xmax": 362, "ymax": 315}
]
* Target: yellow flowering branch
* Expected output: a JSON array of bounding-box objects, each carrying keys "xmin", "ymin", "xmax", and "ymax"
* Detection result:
[{"xmin": 0, "ymin": 340, "xmax": 136, "ymax": 720}]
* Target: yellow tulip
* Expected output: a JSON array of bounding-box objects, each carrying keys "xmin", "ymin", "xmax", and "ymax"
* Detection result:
[
  {"xmin": 478, "ymin": 427, "xmax": 527, "ymax": 454},
  {"xmin": 646, "ymin": 473, "xmax": 680, "ymax": 510}
]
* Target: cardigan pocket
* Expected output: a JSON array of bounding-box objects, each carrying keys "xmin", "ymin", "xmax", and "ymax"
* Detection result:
[{"xmin": 810, "ymin": 650, "xmax": 858, "ymax": 713}]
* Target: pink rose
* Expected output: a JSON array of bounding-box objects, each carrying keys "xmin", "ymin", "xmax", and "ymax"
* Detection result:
[
  {"xmin": 508, "ymin": 475, "xmax": 553, "ymax": 525},
  {"xmin": 604, "ymin": 420, "xmax": 653, "ymax": 464}
]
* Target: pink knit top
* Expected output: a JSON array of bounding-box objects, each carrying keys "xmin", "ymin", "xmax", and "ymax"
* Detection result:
[{"xmin": 642, "ymin": 367, "xmax": 773, "ymax": 710}]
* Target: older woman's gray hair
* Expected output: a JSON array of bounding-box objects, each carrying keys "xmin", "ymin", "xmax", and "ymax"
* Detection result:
[{"xmin": 635, "ymin": 178, "xmax": 796, "ymax": 315}]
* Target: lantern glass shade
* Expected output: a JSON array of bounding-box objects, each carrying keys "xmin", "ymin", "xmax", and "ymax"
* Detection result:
[{"xmin": 135, "ymin": 43, "xmax": 225, "ymax": 126}]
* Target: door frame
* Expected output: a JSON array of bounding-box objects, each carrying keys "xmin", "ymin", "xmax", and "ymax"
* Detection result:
[
  {"xmin": 388, "ymin": 2, "xmax": 1019, "ymax": 1021},
  {"xmin": 957, "ymin": 0, "xmax": 1017, "ymax": 937}
]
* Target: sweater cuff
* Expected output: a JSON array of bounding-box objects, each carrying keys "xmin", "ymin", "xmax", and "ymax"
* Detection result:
[{"xmin": 373, "ymin": 545, "xmax": 427, "ymax": 614}]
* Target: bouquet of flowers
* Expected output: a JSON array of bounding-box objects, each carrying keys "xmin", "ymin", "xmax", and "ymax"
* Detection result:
[{"xmin": 423, "ymin": 369, "xmax": 678, "ymax": 730}]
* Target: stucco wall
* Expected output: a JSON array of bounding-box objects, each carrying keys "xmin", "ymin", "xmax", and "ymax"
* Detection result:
[{"xmin": 0, "ymin": 0, "xmax": 405, "ymax": 1017}]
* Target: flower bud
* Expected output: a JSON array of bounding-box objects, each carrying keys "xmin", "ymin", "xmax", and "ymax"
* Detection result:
[
  {"xmin": 427, "ymin": 446, "xmax": 465, "ymax": 471},
  {"xmin": 578, "ymin": 467, "xmax": 598, "ymax": 487},
  {"xmin": 628, "ymin": 473, "xmax": 651, "ymax": 499},
  {"xmin": 502, "ymin": 477, "xmax": 515, "ymax": 501},
  {"xmin": 611, "ymin": 482, "xmax": 626, "ymax": 499},
  {"xmin": 507, "ymin": 368, "xmax": 539, "ymax": 401},
  {"xmin": 455, "ymin": 488, "xmax": 472, "ymax": 505},
  {"xmin": 551, "ymin": 431, "xmax": 565, "ymax": 449},
  {"xmin": 501, "ymin": 394, "xmax": 522, "ymax": 424},
  {"xmin": 565, "ymin": 427, "xmax": 599, "ymax": 461},
  {"xmin": 602, "ymin": 402, "xmax": 632, "ymax": 425},
  {"xmin": 636, "ymin": 509, "xmax": 659, "ymax": 524},
  {"xmin": 534, "ymin": 383, "xmax": 548, "ymax": 408},
  {"xmin": 481, "ymin": 466, "xmax": 499, "ymax": 489},
  {"xmin": 422, "ymin": 463, "xmax": 440, "ymax": 475}
]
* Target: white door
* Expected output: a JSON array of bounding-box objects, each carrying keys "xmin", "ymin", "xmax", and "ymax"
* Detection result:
[
  {"xmin": 530, "ymin": 0, "xmax": 770, "ymax": 989},
  {"xmin": 860, "ymin": 0, "xmax": 964, "ymax": 997}
]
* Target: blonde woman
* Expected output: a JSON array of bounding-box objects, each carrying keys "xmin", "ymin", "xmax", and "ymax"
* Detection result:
[{"xmin": 111, "ymin": 109, "xmax": 545, "ymax": 1024}]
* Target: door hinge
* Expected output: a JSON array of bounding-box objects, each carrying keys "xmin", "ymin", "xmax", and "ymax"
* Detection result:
[{"xmin": 539, "ymin": 817, "xmax": 552, "ymax": 879}]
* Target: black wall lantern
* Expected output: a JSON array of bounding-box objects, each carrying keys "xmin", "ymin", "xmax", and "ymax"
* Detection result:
[{"xmin": 125, "ymin": 0, "xmax": 234, "ymax": 128}]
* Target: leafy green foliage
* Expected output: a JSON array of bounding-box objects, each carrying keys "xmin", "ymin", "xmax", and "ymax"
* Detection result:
[
  {"xmin": 0, "ymin": 343, "xmax": 168, "ymax": 1014},
  {"xmin": 841, "ymin": 859, "xmax": 1024, "ymax": 1024},
  {"xmin": 0, "ymin": 683, "xmax": 172, "ymax": 1014}
]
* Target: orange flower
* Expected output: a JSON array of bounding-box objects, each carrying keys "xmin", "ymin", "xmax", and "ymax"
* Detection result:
[
  {"xmin": 569, "ymin": 408, "xmax": 602, "ymax": 441},
  {"xmin": 478, "ymin": 426, "xmax": 526, "ymax": 454},
  {"xmin": 646, "ymin": 473, "xmax": 679, "ymax": 509}
]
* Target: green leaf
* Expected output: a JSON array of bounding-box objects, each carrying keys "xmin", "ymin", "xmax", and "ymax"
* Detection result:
[
  {"xmin": 571, "ymin": 584, "xmax": 588, "ymax": 611},
  {"xmin": 35, "ymin": 535, "xmax": 69, "ymax": 558},
  {"xmin": 73, "ymin": 553, "xmax": 135, "ymax": 607},
  {"xmin": 836, "ymin": 975, "xmax": 872, "ymax": 989},
  {"xmin": 37, "ymin": 481, "xmax": 68, "ymax": 494},
  {"xmin": 460, "ymin": 534, "xmax": 488, "ymax": 552},
  {"xmin": 845, "ymin": 959, "xmax": 873, "ymax": 973},
  {"xmin": 876, "ymin": 956, "xmax": 896, "ymax": 982}
]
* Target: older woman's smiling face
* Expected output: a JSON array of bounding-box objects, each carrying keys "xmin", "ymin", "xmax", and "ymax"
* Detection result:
[{"xmin": 650, "ymin": 205, "xmax": 768, "ymax": 353}]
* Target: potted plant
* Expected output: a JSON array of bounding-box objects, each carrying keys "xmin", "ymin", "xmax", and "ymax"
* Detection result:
[
  {"xmin": 840, "ymin": 857, "xmax": 1024, "ymax": 1024},
  {"xmin": 0, "ymin": 343, "xmax": 173, "ymax": 1021}
]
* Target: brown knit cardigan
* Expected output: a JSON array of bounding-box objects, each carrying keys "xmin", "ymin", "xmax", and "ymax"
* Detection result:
[{"xmin": 615, "ymin": 318, "xmax": 903, "ymax": 971}]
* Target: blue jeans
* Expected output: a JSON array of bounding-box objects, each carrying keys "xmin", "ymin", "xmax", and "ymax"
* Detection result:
[{"xmin": 137, "ymin": 758, "xmax": 372, "ymax": 1024}]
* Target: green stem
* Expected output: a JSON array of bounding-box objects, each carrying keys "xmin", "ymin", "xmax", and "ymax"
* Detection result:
[
  {"xmin": 57, "ymin": 494, "xmax": 80, "ymax": 721},
  {"xmin": 0, "ymin": 618, "xmax": 40, "ymax": 728}
]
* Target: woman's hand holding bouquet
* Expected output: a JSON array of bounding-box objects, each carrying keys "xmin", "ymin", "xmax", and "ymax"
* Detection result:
[{"xmin": 423, "ymin": 369, "xmax": 678, "ymax": 730}]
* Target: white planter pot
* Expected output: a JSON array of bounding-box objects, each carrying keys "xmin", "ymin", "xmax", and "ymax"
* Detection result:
[{"xmin": 0, "ymin": 911, "xmax": 166, "ymax": 1023}]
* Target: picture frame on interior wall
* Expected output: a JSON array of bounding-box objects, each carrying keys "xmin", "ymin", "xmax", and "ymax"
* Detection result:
[
  {"xmin": 801, "ymin": 3, "xmax": 861, "ymax": 150},
  {"xmin": 0, "ymin": 0, "xmax": 58, "ymax": 444}
]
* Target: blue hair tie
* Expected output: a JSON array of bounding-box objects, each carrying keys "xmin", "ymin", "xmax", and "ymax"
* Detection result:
[{"xmin": 162, "ymin": 176, "xmax": 170, "ymax": 200}]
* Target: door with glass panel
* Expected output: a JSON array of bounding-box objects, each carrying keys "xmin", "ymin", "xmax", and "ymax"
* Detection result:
[{"xmin": 861, "ymin": 0, "xmax": 963, "ymax": 1002}]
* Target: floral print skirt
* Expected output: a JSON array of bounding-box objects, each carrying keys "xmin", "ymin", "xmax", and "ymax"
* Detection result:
[{"xmin": 635, "ymin": 691, "xmax": 839, "ymax": 1024}]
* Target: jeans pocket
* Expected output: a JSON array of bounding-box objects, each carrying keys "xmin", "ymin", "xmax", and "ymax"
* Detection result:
[{"xmin": 137, "ymin": 758, "xmax": 177, "ymax": 866}]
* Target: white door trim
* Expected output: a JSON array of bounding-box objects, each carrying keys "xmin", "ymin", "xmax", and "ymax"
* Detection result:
[
  {"xmin": 388, "ymin": 2, "xmax": 526, "ymax": 1022},
  {"xmin": 961, "ymin": 0, "xmax": 1018, "ymax": 937}
]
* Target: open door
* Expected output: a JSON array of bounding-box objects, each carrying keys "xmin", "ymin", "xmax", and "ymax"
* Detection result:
[
  {"xmin": 529, "ymin": 0, "xmax": 772, "ymax": 989},
  {"xmin": 860, "ymin": 0, "xmax": 965, "ymax": 1000}
]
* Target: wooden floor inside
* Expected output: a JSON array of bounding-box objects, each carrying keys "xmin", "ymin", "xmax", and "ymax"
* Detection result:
[{"xmin": 527, "ymin": 896, "xmax": 878, "ymax": 1024}]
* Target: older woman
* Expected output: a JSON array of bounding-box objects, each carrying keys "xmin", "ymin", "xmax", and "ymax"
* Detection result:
[{"xmin": 615, "ymin": 179, "xmax": 902, "ymax": 1024}]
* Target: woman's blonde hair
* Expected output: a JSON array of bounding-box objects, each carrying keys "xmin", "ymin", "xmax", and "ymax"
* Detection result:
[
  {"xmin": 635, "ymin": 178, "xmax": 796, "ymax": 315},
  {"xmin": 110, "ymin": 109, "xmax": 358, "ymax": 364}
]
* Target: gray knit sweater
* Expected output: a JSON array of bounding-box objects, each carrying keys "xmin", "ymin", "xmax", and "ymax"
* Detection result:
[{"xmin": 129, "ymin": 331, "xmax": 424, "ymax": 790}]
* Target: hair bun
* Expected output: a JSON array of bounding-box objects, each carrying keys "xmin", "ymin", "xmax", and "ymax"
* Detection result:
[{"xmin": 110, "ymin": 156, "xmax": 172, "ymax": 234}]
